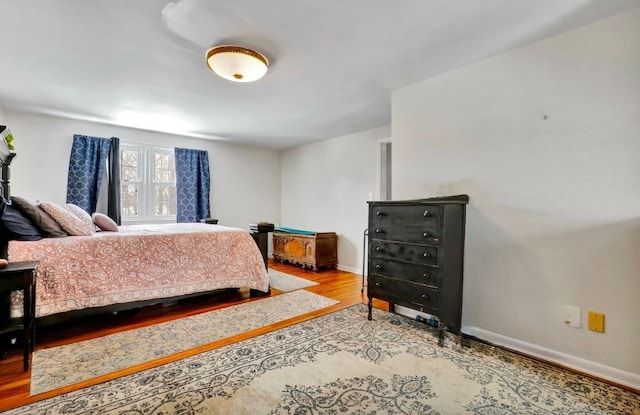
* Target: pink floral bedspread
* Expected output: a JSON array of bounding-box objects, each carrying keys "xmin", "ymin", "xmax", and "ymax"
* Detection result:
[{"xmin": 8, "ymin": 223, "xmax": 269, "ymax": 318}]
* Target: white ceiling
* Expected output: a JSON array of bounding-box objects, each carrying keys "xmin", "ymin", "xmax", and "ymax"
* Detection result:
[{"xmin": 0, "ymin": 0, "xmax": 637, "ymax": 149}]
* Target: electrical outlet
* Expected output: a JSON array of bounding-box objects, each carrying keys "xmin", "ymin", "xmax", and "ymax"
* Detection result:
[
  {"xmin": 564, "ymin": 306, "xmax": 581, "ymax": 328},
  {"xmin": 588, "ymin": 311, "xmax": 605, "ymax": 333}
]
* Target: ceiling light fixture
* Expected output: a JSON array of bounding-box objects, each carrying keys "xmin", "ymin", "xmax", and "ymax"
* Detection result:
[{"xmin": 205, "ymin": 45, "xmax": 269, "ymax": 83}]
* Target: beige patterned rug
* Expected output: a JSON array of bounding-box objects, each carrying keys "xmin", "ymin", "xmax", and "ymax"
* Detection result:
[
  {"xmin": 14, "ymin": 304, "xmax": 639, "ymax": 414},
  {"xmin": 30, "ymin": 290, "xmax": 338, "ymax": 396},
  {"xmin": 268, "ymin": 269, "xmax": 318, "ymax": 292}
]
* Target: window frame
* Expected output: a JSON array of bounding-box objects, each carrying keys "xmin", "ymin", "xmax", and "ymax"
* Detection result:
[{"xmin": 120, "ymin": 142, "xmax": 176, "ymax": 223}]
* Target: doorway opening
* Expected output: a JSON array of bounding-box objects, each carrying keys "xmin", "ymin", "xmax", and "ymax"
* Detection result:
[{"xmin": 379, "ymin": 140, "xmax": 392, "ymax": 200}]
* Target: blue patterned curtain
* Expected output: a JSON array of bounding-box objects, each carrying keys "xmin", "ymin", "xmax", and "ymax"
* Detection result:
[
  {"xmin": 66, "ymin": 134, "xmax": 112, "ymax": 213},
  {"xmin": 175, "ymin": 147, "xmax": 210, "ymax": 223}
]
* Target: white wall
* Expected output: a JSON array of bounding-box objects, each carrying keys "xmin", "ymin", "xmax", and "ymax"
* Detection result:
[
  {"xmin": 281, "ymin": 126, "xmax": 390, "ymax": 273},
  {"xmin": 392, "ymin": 9, "xmax": 640, "ymax": 388},
  {"xmin": 3, "ymin": 110, "xmax": 281, "ymax": 230}
]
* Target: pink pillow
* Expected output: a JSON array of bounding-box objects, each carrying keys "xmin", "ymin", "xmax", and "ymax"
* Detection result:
[
  {"xmin": 39, "ymin": 201, "xmax": 94, "ymax": 236},
  {"xmin": 66, "ymin": 203, "xmax": 96, "ymax": 232},
  {"xmin": 92, "ymin": 212, "xmax": 119, "ymax": 232}
]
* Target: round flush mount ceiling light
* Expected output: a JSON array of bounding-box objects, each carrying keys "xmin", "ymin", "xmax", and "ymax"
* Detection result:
[{"xmin": 205, "ymin": 45, "xmax": 269, "ymax": 82}]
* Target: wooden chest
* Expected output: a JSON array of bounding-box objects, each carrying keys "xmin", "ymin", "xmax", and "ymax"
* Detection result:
[{"xmin": 272, "ymin": 232, "xmax": 337, "ymax": 271}]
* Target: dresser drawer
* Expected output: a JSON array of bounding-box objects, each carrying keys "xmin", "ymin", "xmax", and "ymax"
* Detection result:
[
  {"xmin": 370, "ymin": 204, "xmax": 441, "ymax": 244},
  {"xmin": 370, "ymin": 258, "xmax": 439, "ymax": 287},
  {"xmin": 370, "ymin": 241, "xmax": 438, "ymax": 266},
  {"xmin": 368, "ymin": 275, "xmax": 438, "ymax": 311}
]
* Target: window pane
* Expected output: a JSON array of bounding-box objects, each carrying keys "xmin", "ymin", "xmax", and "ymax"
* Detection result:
[
  {"xmin": 121, "ymin": 150, "xmax": 138, "ymax": 167},
  {"xmin": 154, "ymin": 153, "xmax": 172, "ymax": 170},
  {"xmin": 154, "ymin": 153, "xmax": 175, "ymax": 183},
  {"xmin": 121, "ymin": 184, "xmax": 139, "ymax": 216},
  {"xmin": 155, "ymin": 201, "xmax": 177, "ymax": 216},
  {"xmin": 121, "ymin": 166, "xmax": 138, "ymax": 182},
  {"xmin": 121, "ymin": 149, "xmax": 141, "ymax": 182},
  {"xmin": 154, "ymin": 185, "xmax": 176, "ymax": 216}
]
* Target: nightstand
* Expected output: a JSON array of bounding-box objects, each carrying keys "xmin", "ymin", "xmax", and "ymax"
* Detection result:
[
  {"xmin": 250, "ymin": 222, "xmax": 274, "ymax": 271},
  {"xmin": 0, "ymin": 261, "xmax": 39, "ymax": 371}
]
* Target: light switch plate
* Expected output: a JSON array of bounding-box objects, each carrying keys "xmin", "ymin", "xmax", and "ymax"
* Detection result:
[{"xmin": 564, "ymin": 306, "xmax": 581, "ymax": 328}]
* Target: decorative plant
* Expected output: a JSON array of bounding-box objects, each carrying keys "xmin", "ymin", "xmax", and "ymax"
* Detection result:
[
  {"xmin": 0, "ymin": 125, "xmax": 16, "ymax": 164},
  {"xmin": 4, "ymin": 129, "xmax": 14, "ymax": 150},
  {"xmin": 1, "ymin": 125, "xmax": 14, "ymax": 150}
]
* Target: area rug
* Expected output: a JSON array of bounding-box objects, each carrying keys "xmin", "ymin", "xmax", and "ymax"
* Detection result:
[
  {"xmin": 268, "ymin": 268, "xmax": 318, "ymax": 292},
  {"xmin": 13, "ymin": 304, "xmax": 639, "ymax": 414},
  {"xmin": 30, "ymin": 290, "xmax": 338, "ymax": 396}
]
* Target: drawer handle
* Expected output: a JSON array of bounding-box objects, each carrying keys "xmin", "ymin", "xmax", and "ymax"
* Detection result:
[
  {"xmin": 375, "ymin": 264, "xmax": 382, "ymax": 270},
  {"xmin": 423, "ymin": 252, "xmax": 430, "ymax": 258},
  {"xmin": 422, "ymin": 273, "xmax": 430, "ymax": 279},
  {"xmin": 421, "ymin": 294, "xmax": 429, "ymax": 300},
  {"xmin": 376, "ymin": 211, "xmax": 383, "ymax": 216},
  {"xmin": 375, "ymin": 228, "xmax": 383, "ymax": 234},
  {"xmin": 423, "ymin": 232, "xmax": 430, "ymax": 238},
  {"xmin": 375, "ymin": 246, "xmax": 382, "ymax": 251},
  {"xmin": 423, "ymin": 210, "xmax": 430, "ymax": 217},
  {"xmin": 375, "ymin": 282, "xmax": 381, "ymax": 287}
]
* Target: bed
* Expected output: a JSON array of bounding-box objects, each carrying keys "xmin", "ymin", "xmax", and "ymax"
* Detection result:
[
  {"xmin": 5, "ymin": 223, "xmax": 269, "ymax": 321},
  {"xmin": 0, "ymin": 145, "xmax": 270, "ymax": 324}
]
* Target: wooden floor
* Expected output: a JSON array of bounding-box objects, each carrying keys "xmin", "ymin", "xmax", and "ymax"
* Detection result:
[
  {"xmin": 0, "ymin": 261, "xmax": 373, "ymax": 412},
  {"xmin": 4, "ymin": 262, "xmax": 634, "ymax": 411}
]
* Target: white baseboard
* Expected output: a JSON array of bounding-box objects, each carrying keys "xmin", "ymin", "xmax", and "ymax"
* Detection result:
[
  {"xmin": 269, "ymin": 254, "xmax": 638, "ymax": 390},
  {"xmin": 463, "ymin": 326, "xmax": 640, "ymax": 391},
  {"xmin": 336, "ymin": 264, "xmax": 361, "ymax": 274}
]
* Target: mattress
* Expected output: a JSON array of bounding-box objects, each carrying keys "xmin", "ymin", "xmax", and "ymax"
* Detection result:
[{"xmin": 7, "ymin": 223, "xmax": 268, "ymax": 318}]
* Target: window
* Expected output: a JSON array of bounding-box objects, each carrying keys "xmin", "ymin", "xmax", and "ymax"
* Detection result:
[{"xmin": 120, "ymin": 143, "xmax": 176, "ymax": 222}]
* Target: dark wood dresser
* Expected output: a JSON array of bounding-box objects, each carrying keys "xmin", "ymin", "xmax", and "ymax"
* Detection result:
[{"xmin": 367, "ymin": 195, "xmax": 468, "ymax": 336}]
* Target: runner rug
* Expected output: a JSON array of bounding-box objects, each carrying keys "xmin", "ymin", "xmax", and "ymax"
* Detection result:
[
  {"xmin": 30, "ymin": 290, "xmax": 338, "ymax": 396},
  {"xmin": 268, "ymin": 269, "xmax": 318, "ymax": 292},
  {"xmin": 14, "ymin": 304, "xmax": 638, "ymax": 414}
]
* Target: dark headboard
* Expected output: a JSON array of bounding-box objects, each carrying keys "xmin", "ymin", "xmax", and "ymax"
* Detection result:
[
  {"xmin": 0, "ymin": 158, "xmax": 8, "ymax": 258},
  {"xmin": 0, "ymin": 163, "xmax": 10, "ymax": 200},
  {"xmin": 0, "ymin": 125, "xmax": 15, "ymax": 258},
  {"xmin": 0, "ymin": 125, "xmax": 16, "ymax": 199}
]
